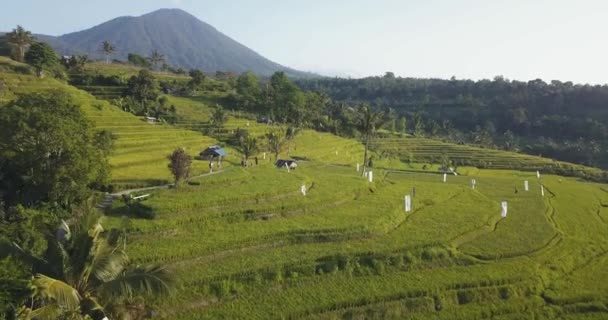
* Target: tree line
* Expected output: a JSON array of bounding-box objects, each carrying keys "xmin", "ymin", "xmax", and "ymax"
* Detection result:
[{"xmin": 294, "ymin": 73, "xmax": 608, "ymax": 168}]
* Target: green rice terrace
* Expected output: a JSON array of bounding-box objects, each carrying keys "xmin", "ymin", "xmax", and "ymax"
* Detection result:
[{"xmin": 2, "ymin": 58, "xmax": 608, "ymax": 319}]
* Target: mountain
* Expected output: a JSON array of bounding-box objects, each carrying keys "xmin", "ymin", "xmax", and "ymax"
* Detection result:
[{"xmin": 38, "ymin": 9, "xmax": 315, "ymax": 78}]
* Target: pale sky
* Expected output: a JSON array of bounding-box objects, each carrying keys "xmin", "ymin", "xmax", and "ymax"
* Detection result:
[{"xmin": 1, "ymin": 0, "xmax": 607, "ymax": 83}]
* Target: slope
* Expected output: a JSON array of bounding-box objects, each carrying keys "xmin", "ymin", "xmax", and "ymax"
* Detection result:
[{"xmin": 0, "ymin": 56, "xmax": 219, "ymax": 190}]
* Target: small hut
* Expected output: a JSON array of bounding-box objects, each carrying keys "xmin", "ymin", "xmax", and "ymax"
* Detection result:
[{"xmin": 200, "ymin": 146, "xmax": 228, "ymax": 167}]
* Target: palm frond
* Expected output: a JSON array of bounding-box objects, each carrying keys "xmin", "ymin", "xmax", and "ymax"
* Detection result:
[
  {"xmin": 85, "ymin": 238, "xmax": 129, "ymax": 285},
  {"xmin": 31, "ymin": 274, "xmax": 81, "ymax": 310},
  {"xmin": 29, "ymin": 303, "xmax": 66, "ymax": 320},
  {"xmin": 98, "ymin": 264, "xmax": 174, "ymax": 299}
]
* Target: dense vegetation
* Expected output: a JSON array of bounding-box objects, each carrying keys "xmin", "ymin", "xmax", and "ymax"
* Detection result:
[{"xmin": 296, "ymin": 74, "xmax": 608, "ymax": 168}]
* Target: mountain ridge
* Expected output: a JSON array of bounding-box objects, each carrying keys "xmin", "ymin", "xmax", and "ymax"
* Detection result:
[{"xmin": 26, "ymin": 8, "xmax": 316, "ymax": 78}]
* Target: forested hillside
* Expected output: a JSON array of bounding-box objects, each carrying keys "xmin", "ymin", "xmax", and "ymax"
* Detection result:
[{"xmin": 297, "ymin": 74, "xmax": 608, "ymax": 168}]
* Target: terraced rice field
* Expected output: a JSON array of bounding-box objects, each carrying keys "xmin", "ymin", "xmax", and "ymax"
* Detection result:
[
  {"xmin": 104, "ymin": 159, "xmax": 608, "ymax": 319},
  {"xmin": 4, "ymin": 59, "xmax": 608, "ymax": 318},
  {"xmin": 372, "ymin": 136, "xmax": 600, "ymax": 175}
]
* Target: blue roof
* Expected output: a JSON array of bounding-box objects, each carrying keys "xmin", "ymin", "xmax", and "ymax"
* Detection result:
[{"xmin": 200, "ymin": 146, "xmax": 227, "ymax": 157}]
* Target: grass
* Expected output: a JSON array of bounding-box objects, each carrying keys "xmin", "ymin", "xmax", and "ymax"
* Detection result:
[{"xmin": 3, "ymin": 57, "xmax": 608, "ymax": 319}]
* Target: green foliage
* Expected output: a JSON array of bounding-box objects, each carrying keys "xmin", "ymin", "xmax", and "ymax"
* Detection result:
[
  {"xmin": 0, "ymin": 91, "xmax": 111, "ymax": 208},
  {"xmin": 237, "ymin": 136, "xmax": 259, "ymax": 162},
  {"xmin": 210, "ymin": 105, "xmax": 228, "ymax": 132},
  {"xmin": 297, "ymin": 76, "xmax": 608, "ymax": 168},
  {"xmin": 265, "ymin": 128, "xmax": 286, "ymax": 159},
  {"xmin": 8, "ymin": 210, "xmax": 174, "ymax": 319},
  {"xmin": 127, "ymin": 53, "xmax": 150, "ymax": 68},
  {"xmin": 126, "ymin": 69, "xmax": 160, "ymax": 114},
  {"xmin": 24, "ymin": 42, "xmax": 58, "ymax": 78}
]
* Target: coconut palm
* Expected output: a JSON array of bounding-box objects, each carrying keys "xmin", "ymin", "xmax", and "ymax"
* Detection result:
[
  {"xmin": 4, "ymin": 209, "xmax": 173, "ymax": 319},
  {"xmin": 357, "ymin": 104, "xmax": 386, "ymax": 175},
  {"xmin": 211, "ymin": 105, "xmax": 228, "ymax": 134},
  {"xmin": 147, "ymin": 50, "xmax": 165, "ymax": 71},
  {"xmin": 265, "ymin": 129, "xmax": 285, "ymax": 159},
  {"xmin": 100, "ymin": 41, "xmax": 116, "ymax": 64},
  {"xmin": 285, "ymin": 126, "xmax": 301, "ymax": 156},
  {"xmin": 6, "ymin": 25, "xmax": 35, "ymax": 62},
  {"xmin": 238, "ymin": 136, "xmax": 259, "ymax": 165}
]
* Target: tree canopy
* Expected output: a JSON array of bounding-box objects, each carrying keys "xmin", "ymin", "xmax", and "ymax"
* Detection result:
[
  {"xmin": 0, "ymin": 91, "xmax": 112, "ymax": 209},
  {"xmin": 24, "ymin": 42, "xmax": 58, "ymax": 78}
]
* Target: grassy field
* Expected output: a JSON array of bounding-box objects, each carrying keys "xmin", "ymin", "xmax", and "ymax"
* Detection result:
[{"xmin": 2, "ymin": 58, "xmax": 608, "ymax": 319}]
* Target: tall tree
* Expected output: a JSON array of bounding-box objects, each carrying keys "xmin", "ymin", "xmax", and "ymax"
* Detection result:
[
  {"xmin": 265, "ymin": 129, "xmax": 286, "ymax": 159},
  {"xmin": 168, "ymin": 148, "xmax": 192, "ymax": 186},
  {"xmin": 285, "ymin": 126, "xmax": 301, "ymax": 156},
  {"xmin": 24, "ymin": 42, "xmax": 58, "ymax": 78},
  {"xmin": 100, "ymin": 40, "xmax": 116, "ymax": 64},
  {"xmin": 126, "ymin": 70, "xmax": 160, "ymax": 115},
  {"xmin": 395, "ymin": 116, "xmax": 406, "ymax": 134},
  {"xmin": 6, "ymin": 25, "xmax": 35, "ymax": 62},
  {"xmin": 2, "ymin": 210, "xmax": 173, "ymax": 320},
  {"xmin": 0, "ymin": 92, "xmax": 111, "ymax": 209},
  {"xmin": 357, "ymin": 104, "xmax": 386, "ymax": 175},
  {"xmin": 210, "ymin": 105, "xmax": 228, "ymax": 134},
  {"xmin": 147, "ymin": 50, "xmax": 165, "ymax": 71},
  {"xmin": 238, "ymin": 136, "xmax": 259, "ymax": 165},
  {"xmin": 188, "ymin": 69, "xmax": 206, "ymax": 90}
]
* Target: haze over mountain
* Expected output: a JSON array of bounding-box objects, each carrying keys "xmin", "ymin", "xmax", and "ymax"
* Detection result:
[{"xmin": 38, "ymin": 8, "xmax": 314, "ymax": 77}]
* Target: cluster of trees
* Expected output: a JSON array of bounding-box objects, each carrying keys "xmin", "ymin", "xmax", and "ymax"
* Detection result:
[
  {"xmin": 112, "ymin": 69, "xmax": 178, "ymax": 122},
  {"xmin": 0, "ymin": 92, "xmax": 173, "ymax": 319},
  {"xmin": 296, "ymin": 74, "xmax": 608, "ymax": 168}
]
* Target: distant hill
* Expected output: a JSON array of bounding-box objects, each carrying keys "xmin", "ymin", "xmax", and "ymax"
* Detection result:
[{"xmin": 10, "ymin": 9, "xmax": 316, "ymax": 78}]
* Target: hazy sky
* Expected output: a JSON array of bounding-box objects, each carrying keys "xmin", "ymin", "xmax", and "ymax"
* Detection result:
[{"xmin": 1, "ymin": 0, "xmax": 607, "ymax": 83}]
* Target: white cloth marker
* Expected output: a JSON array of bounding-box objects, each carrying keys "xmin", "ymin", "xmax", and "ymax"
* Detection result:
[{"xmin": 501, "ymin": 201, "xmax": 508, "ymax": 218}]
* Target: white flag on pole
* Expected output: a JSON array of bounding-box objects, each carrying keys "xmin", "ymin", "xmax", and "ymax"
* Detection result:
[
  {"xmin": 524, "ymin": 180, "xmax": 529, "ymax": 192},
  {"xmin": 501, "ymin": 201, "xmax": 508, "ymax": 218},
  {"xmin": 541, "ymin": 185, "xmax": 545, "ymax": 197},
  {"xmin": 405, "ymin": 195, "xmax": 412, "ymax": 212},
  {"xmin": 443, "ymin": 173, "xmax": 447, "ymax": 183}
]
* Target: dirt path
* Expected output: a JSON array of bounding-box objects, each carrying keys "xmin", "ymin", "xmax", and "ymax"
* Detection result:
[{"xmin": 96, "ymin": 170, "xmax": 225, "ymax": 210}]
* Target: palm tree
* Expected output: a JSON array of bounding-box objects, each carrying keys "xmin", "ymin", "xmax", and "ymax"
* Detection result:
[
  {"xmin": 211, "ymin": 105, "xmax": 228, "ymax": 134},
  {"xmin": 6, "ymin": 25, "xmax": 35, "ymax": 62},
  {"xmin": 265, "ymin": 129, "xmax": 285, "ymax": 160},
  {"xmin": 238, "ymin": 136, "xmax": 259, "ymax": 166},
  {"xmin": 285, "ymin": 126, "xmax": 301, "ymax": 156},
  {"xmin": 357, "ymin": 104, "xmax": 386, "ymax": 175},
  {"xmin": 100, "ymin": 41, "xmax": 116, "ymax": 64},
  {"xmin": 4, "ymin": 209, "xmax": 173, "ymax": 319},
  {"xmin": 147, "ymin": 50, "xmax": 165, "ymax": 71}
]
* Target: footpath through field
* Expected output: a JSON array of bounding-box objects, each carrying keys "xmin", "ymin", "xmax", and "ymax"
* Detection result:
[{"xmin": 96, "ymin": 170, "xmax": 225, "ymax": 210}]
